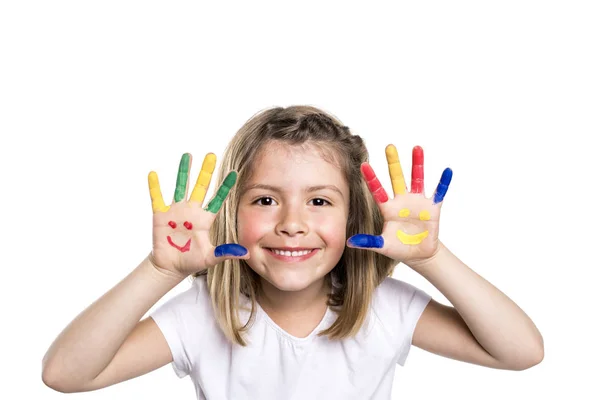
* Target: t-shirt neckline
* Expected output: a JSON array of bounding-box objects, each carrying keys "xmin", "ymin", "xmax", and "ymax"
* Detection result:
[{"xmin": 256, "ymin": 302, "xmax": 333, "ymax": 344}]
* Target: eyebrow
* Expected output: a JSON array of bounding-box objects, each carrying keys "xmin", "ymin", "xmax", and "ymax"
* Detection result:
[{"xmin": 244, "ymin": 183, "xmax": 344, "ymax": 197}]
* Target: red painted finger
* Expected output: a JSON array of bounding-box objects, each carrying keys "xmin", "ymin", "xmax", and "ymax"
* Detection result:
[
  {"xmin": 411, "ymin": 146, "xmax": 424, "ymax": 194},
  {"xmin": 361, "ymin": 163, "xmax": 389, "ymax": 203}
]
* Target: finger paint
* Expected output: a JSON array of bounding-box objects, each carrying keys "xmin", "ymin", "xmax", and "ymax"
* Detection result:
[
  {"xmin": 348, "ymin": 234, "xmax": 384, "ymax": 248},
  {"xmin": 205, "ymin": 171, "xmax": 237, "ymax": 214},
  {"xmin": 419, "ymin": 210, "xmax": 431, "ymax": 221},
  {"xmin": 361, "ymin": 163, "xmax": 389, "ymax": 203},
  {"xmin": 168, "ymin": 221, "xmax": 177, "ymax": 229},
  {"xmin": 215, "ymin": 244, "xmax": 248, "ymax": 257},
  {"xmin": 385, "ymin": 144, "xmax": 407, "ymax": 195},
  {"xmin": 184, "ymin": 221, "xmax": 193, "ymax": 230},
  {"xmin": 411, "ymin": 146, "xmax": 424, "ymax": 194},
  {"xmin": 174, "ymin": 153, "xmax": 191, "ymax": 202},
  {"xmin": 398, "ymin": 208, "xmax": 410, "ymax": 217},
  {"xmin": 433, "ymin": 168, "xmax": 453, "ymax": 204},
  {"xmin": 396, "ymin": 229, "xmax": 429, "ymax": 245},
  {"xmin": 167, "ymin": 237, "xmax": 191, "ymax": 252},
  {"xmin": 148, "ymin": 171, "xmax": 170, "ymax": 213},
  {"xmin": 190, "ymin": 153, "xmax": 217, "ymax": 204}
]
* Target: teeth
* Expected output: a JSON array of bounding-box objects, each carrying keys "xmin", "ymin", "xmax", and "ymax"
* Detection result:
[{"xmin": 270, "ymin": 249, "xmax": 312, "ymax": 257}]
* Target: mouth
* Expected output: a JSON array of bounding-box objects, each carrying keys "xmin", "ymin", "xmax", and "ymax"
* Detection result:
[
  {"xmin": 396, "ymin": 230, "xmax": 429, "ymax": 245},
  {"xmin": 264, "ymin": 248, "xmax": 319, "ymax": 262},
  {"xmin": 167, "ymin": 236, "xmax": 192, "ymax": 252}
]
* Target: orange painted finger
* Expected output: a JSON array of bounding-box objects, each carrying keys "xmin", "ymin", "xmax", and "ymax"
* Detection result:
[
  {"xmin": 189, "ymin": 153, "xmax": 217, "ymax": 204},
  {"xmin": 148, "ymin": 171, "xmax": 170, "ymax": 213},
  {"xmin": 361, "ymin": 163, "xmax": 389, "ymax": 203},
  {"xmin": 385, "ymin": 144, "xmax": 407, "ymax": 195},
  {"xmin": 411, "ymin": 146, "xmax": 424, "ymax": 194}
]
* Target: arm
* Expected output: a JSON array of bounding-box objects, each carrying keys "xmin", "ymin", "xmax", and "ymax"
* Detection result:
[
  {"xmin": 42, "ymin": 256, "xmax": 184, "ymax": 392},
  {"xmin": 410, "ymin": 242, "xmax": 544, "ymax": 370}
]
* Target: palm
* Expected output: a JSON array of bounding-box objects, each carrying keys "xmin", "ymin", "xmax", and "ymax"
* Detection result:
[
  {"xmin": 151, "ymin": 202, "xmax": 216, "ymax": 274},
  {"xmin": 377, "ymin": 193, "xmax": 441, "ymax": 262},
  {"xmin": 347, "ymin": 145, "xmax": 452, "ymax": 265}
]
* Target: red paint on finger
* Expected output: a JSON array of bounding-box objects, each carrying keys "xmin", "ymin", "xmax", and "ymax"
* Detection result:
[
  {"xmin": 168, "ymin": 221, "xmax": 177, "ymax": 229},
  {"xmin": 361, "ymin": 163, "xmax": 389, "ymax": 203},
  {"xmin": 184, "ymin": 221, "xmax": 193, "ymax": 230},
  {"xmin": 411, "ymin": 146, "xmax": 424, "ymax": 194}
]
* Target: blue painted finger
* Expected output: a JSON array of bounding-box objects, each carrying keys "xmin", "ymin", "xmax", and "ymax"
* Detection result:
[
  {"xmin": 433, "ymin": 168, "xmax": 453, "ymax": 204},
  {"xmin": 215, "ymin": 244, "xmax": 248, "ymax": 257},
  {"xmin": 347, "ymin": 234, "xmax": 384, "ymax": 249}
]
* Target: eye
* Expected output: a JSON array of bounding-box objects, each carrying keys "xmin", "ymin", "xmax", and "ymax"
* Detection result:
[
  {"xmin": 253, "ymin": 197, "xmax": 276, "ymax": 206},
  {"xmin": 168, "ymin": 221, "xmax": 177, "ymax": 229},
  {"xmin": 184, "ymin": 221, "xmax": 193, "ymax": 230},
  {"xmin": 311, "ymin": 198, "xmax": 331, "ymax": 206}
]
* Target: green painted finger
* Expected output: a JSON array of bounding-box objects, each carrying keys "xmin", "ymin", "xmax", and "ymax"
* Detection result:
[
  {"xmin": 174, "ymin": 153, "xmax": 191, "ymax": 202},
  {"xmin": 205, "ymin": 171, "xmax": 237, "ymax": 214}
]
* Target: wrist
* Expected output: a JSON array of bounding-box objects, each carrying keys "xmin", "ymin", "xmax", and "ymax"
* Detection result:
[
  {"xmin": 145, "ymin": 253, "xmax": 188, "ymax": 283},
  {"xmin": 405, "ymin": 241, "xmax": 447, "ymax": 274}
]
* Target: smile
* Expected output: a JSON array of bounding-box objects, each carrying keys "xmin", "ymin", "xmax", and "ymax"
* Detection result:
[
  {"xmin": 167, "ymin": 236, "xmax": 191, "ymax": 252},
  {"xmin": 396, "ymin": 230, "xmax": 429, "ymax": 245},
  {"xmin": 265, "ymin": 248, "xmax": 318, "ymax": 262}
]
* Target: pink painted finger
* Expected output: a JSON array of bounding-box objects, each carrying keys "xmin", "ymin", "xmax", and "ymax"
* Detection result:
[
  {"xmin": 361, "ymin": 163, "xmax": 389, "ymax": 203},
  {"xmin": 411, "ymin": 146, "xmax": 424, "ymax": 194}
]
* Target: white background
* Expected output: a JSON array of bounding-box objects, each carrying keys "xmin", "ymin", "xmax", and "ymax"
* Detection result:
[{"xmin": 1, "ymin": 1, "xmax": 598, "ymax": 399}]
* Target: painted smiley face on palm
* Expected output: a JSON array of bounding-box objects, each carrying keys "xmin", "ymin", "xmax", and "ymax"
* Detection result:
[
  {"xmin": 347, "ymin": 145, "xmax": 453, "ymax": 261},
  {"xmin": 166, "ymin": 220, "xmax": 193, "ymax": 252},
  {"xmin": 148, "ymin": 153, "xmax": 237, "ymax": 254}
]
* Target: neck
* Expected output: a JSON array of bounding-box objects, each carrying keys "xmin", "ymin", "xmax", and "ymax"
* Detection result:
[{"xmin": 258, "ymin": 277, "xmax": 330, "ymax": 317}]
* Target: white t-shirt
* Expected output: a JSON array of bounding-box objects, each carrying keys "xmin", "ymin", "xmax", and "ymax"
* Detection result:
[{"xmin": 150, "ymin": 276, "xmax": 431, "ymax": 400}]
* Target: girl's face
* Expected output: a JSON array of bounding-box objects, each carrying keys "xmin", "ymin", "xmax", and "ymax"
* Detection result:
[{"xmin": 237, "ymin": 141, "xmax": 350, "ymax": 294}]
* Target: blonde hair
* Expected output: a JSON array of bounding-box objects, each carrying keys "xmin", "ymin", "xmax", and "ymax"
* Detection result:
[{"xmin": 195, "ymin": 105, "xmax": 398, "ymax": 345}]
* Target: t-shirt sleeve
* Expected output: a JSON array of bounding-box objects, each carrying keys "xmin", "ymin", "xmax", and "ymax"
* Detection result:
[
  {"xmin": 150, "ymin": 279, "xmax": 206, "ymax": 378},
  {"xmin": 373, "ymin": 277, "xmax": 432, "ymax": 366}
]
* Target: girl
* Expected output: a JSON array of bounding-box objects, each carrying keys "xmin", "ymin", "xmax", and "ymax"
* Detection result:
[{"xmin": 42, "ymin": 106, "xmax": 544, "ymax": 399}]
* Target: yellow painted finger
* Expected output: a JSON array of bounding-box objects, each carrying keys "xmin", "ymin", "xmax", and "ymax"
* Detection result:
[
  {"xmin": 148, "ymin": 171, "xmax": 170, "ymax": 213},
  {"xmin": 189, "ymin": 153, "xmax": 217, "ymax": 204},
  {"xmin": 385, "ymin": 144, "xmax": 407, "ymax": 195}
]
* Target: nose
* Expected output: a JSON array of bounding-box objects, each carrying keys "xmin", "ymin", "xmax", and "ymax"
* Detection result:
[{"xmin": 275, "ymin": 205, "xmax": 308, "ymax": 236}]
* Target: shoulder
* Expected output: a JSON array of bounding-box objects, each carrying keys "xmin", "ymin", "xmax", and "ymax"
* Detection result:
[
  {"xmin": 371, "ymin": 277, "xmax": 432, "ymax": 328},
  {"xmin": 150, "ymin": 276, "xmax": 214, "ymax": 326}
]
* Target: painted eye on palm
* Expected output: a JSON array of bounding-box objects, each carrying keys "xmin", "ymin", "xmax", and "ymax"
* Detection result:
[
  {"xmin": 166, "ymin": 220, "xmax": 193, "ymax": 252},
  {"xmin": 347, "ymin": 145, "xmax": 453, "ymax": 253}
]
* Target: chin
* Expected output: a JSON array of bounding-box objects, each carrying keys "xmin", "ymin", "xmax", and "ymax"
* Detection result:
[{"xmin": 260, "ymin": 270, "xmax": 325, "ymax": 293}]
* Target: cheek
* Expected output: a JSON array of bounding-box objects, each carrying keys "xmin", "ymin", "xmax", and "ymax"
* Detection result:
[
  {"xmin": 316, "ymin": 214, "xmax": 348, "ymax": 249},
  {"xmin": 237, "ymin": 209, "xmax": 271, "ymax": 246}
]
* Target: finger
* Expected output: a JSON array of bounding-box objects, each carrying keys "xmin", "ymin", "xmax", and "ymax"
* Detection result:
[
  {"xmin": 433, "ymin": 168, "xmax": 453, "ymax": 204},
  {"xmin": 189, "ymin": 153, "xmax": 217, "ymax": 205},
  {"xmin": 347, "ymin": 234, "xmax": 384, "ymax": 249},
  {"xmin": 204, "ymin": 171, "xmax": 237, "ymax": 214},
  {"xmin": 203, "ymin": 243, "xmax": 250, "ymax": 268},
  {"xmin": 173, "ymin": 153, "xmax": 191, "ymax": 203},
  {"xmin": 385, "ymin": 144, "xmax": 407, "ymax": 195},
  {"xmin": 148, "ymin": 171, "xmax": 170, "ymax": 213},
  {"xmin": 361, "ymin": 163, "xmax": 389, "ymax": 204},
  {"xmin": 410, "ymin": 146, "xmax": 424, "ymax": 194},
  {"xmin": 214, "ymin": 244, "xmax": 248, "ymax": 258}
]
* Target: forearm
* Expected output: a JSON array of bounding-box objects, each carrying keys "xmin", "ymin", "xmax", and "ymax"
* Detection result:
[
  {"xmin": 410, "ymin": 242, "xmax": 544, "ymax": 367},
  {"xmin": 42, "ymin": 256, "xmax": 184, "ymax": 384}
]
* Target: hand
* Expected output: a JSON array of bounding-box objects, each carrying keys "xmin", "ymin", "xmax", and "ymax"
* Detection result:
[
  {"xmin": 148, "ymin": 153, "xmax": 249, "ymax": 278},
  {"xmin": 346, "ymin": 145, "xmax": 453, "ymax": 267}
]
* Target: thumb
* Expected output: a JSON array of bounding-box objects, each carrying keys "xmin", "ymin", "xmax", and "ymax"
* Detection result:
[
  {"xmin": 207, "ymin": 243, "xmax": 250, "ymax": 265},
  {"xmin": 347, "ymin": 234, "xmax": 385, "ymax": 253}
]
